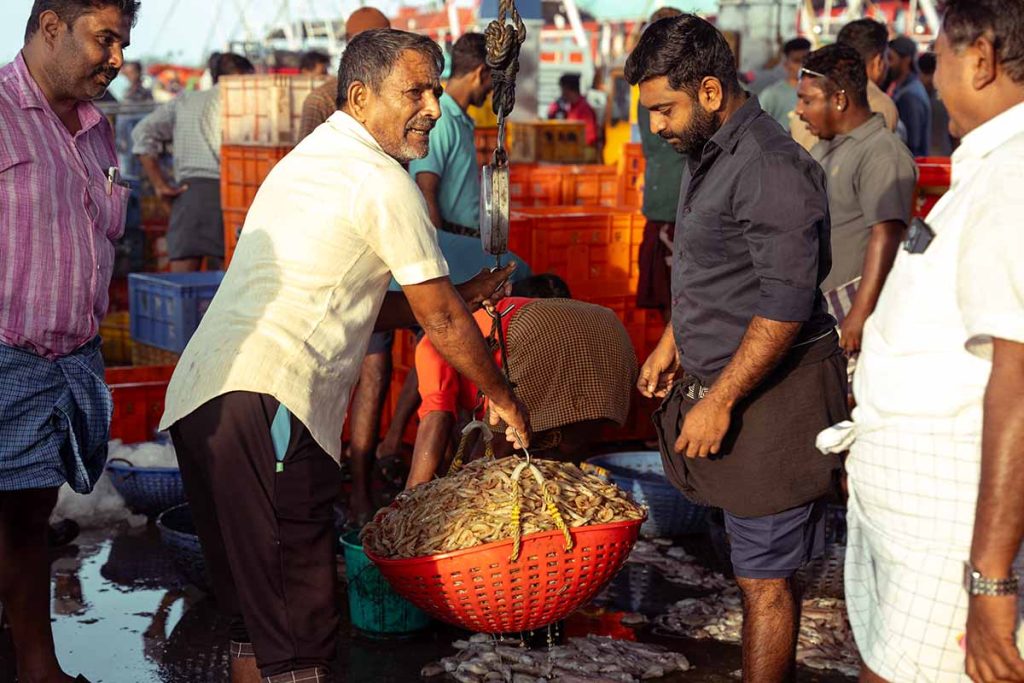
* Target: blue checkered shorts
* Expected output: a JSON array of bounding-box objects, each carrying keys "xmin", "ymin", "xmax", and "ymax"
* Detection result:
[{"xmin": 0, "ymin": 338, "xmax": 112, "ymax": 493}]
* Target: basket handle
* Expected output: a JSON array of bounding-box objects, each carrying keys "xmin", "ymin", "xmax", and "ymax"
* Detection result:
[
  {"xmin": 107, "ymin": 457, "xmax": 136, "ymax": 479},
  {"xmin": 448, "ymin": 420, "xmax": 494, "ymax": 475},
  {"xmin": 509, "ymin": 459, "xmax": 573, "ymax": 562}
]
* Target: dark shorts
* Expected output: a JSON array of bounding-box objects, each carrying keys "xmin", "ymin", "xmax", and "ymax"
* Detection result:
[
  {"xmin": 724, "ymin": 499, "xmax": 827, "ymax": 579},
  {"xmin": 167, "ymin": 177, "xmax": 224, "ymax": 260},
  {"xmin": 366, "ymin": 330, "xmax": 394, "ymax": 356}
]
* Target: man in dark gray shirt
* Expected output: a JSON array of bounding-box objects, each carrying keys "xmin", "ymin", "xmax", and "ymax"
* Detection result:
[
  {"xmin": 627, "ymin": 14, "xmax": 848, "ymax": 681},
  {"xmin": 796, "ymin": 44, "xmax": 917, "ymax": 353}
]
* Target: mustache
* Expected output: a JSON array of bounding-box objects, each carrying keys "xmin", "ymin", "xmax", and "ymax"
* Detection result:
[
  {"xmin": 92, "ymin": 66, "xmax": 119, "ymax": 81},
  {"xmin": 405, "ymin": 118, "xmax": 436, "ymax": 133}
]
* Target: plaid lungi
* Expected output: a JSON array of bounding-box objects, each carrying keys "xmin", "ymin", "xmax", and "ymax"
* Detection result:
[
  {"xmin": 505, "ymin": 299, "xmax": 638, "ymax": 433},
  {"xmin": 846, "ymin": 427, "xmax": 1024, "ymax": 681},
  {"xmin": 0, "ymin": 338, "xmax": 112, "ymax": 493}
]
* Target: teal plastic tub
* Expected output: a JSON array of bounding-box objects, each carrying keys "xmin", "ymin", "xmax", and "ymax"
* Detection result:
[{"xmin": 340, "ymin": 531, "xmax": 430, "ymax": 636}]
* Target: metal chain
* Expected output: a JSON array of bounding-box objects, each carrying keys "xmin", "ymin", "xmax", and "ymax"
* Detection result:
[{"xmin": 484, "ymin": 0, "xmax": 526, "ymax": 164}]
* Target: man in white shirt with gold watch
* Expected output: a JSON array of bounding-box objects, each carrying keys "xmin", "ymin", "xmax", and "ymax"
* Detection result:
[
  {"xmin": 842, "ymin": 2, "xmax": 1024, "ymax": 681},
  {"xmin": 159, "ymin": 29, "xmax": 530, "ymax": 683}
]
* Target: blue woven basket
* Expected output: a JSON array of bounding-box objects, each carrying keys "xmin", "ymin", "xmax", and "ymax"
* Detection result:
[
  {"xmin": 156, "ymin": 504, "xmax": 210, "ymax": 591},
  {"xmin": 585, "ymin": 451, "xmax": 710, "ymax": 538},
  {"xmin": 106, "ymin": 457, "xmax": 186, "ymax": 516}
]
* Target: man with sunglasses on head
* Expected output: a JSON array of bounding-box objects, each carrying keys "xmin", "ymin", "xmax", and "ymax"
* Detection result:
[
  {"xmin": 793, "ymin": 18, "xmax": 900, "ymax": 152},
  {"xmin": 628, "ymin": 14, "xmax": 848, "ymax": 682},
  {"xmin": 796, "ymin": 45, "xmax": 917, "ymax": 354}
]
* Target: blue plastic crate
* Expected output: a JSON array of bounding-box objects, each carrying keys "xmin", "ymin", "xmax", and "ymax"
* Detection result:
[
  {"xmin": 129, "ymin": 272, "xmax": 223, "ymax": 353},
  {"xmin": 586, "ymin": 451, "xmax": 710, "ymax": 538}
]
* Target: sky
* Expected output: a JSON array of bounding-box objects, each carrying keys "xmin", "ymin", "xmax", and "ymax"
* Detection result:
[
  {"xmin": 0, "ymin": 0, "xmax": 716, "ymax": 65},
  {"xmin": 0, "ymin": 0, "xmax": 414, "ymax": 64}
]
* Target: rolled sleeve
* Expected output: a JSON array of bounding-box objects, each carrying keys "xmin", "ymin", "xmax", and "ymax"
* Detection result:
[
  {"xmin": 360, "ymin": 168, "xmax": 450, "ymax": 287},
  {"xmin": 858, "ymin": 148, "xmax": 918, "ymax": 228},
  {"xmin": 737, "ymin": 153, "xmax": 830, "ymax": 322},
  {"xmin": 958, "ymin": 163, "xmax": 1024, "ymax": 359},
  {"xmin": 131, "ymin": 100, "xmax": 176, "ymax": 158}
]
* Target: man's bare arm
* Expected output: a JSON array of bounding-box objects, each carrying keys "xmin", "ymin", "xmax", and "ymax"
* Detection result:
[
  {"xmin": 402, "ymin": 277, "xmax": 529, "ymax": 445},
  {"xmin": 971, "ymin": 338, "xmax": 1024, "ymax": 577},
  {"xmin": 706, "ymin": 316, "xmax": 802, "ymax": 408},
  {"xmin": 841, "ymin": 220, "xmax": 905, "ymax": 353}
]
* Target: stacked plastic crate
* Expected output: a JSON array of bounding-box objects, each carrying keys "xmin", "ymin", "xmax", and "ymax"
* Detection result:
[{"xmin": 219, "ymin": 74, "xmax": 328, "ymax": 266}]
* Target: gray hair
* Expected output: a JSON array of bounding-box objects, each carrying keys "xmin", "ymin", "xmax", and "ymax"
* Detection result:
[
  {"xmin": 943, "ymin": 0, "xmax": 1024, "ymax": 85},
  {"xmin": 337, "ymin": 28, "xmax": 444, "ymax": 107}
]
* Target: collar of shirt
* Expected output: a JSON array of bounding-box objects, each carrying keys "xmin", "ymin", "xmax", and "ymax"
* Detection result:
[
  {"xmin": 13, "ymin": 52, "xmax": 103, "ymax": 135},
  {"xmin": 821, "ymin": 112, "xmax": 886, "ymax": 154},
  {"xmin": 952, "ymin": 101, "xmax": 1024, "ymax": 171},
  {"xmin": 326, "ymin": 109, "xmax": 401, "ymax": 166},
  {"xmin": 707, "ymin": 94, "xmax": 763, "ymax": 155},
  {"xmin": 440, "ymin": 92, "xmax": 473, "ymax": 131}
]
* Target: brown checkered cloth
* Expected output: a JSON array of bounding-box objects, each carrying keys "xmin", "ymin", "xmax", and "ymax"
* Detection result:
[{"xmin": 504, "ymin": 299, "xmax": 638, "ymax": 433}]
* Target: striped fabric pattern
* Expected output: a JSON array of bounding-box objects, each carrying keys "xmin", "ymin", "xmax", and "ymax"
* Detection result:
[
  {"xmin": 824, "ymin": 277, "xmax": 861, "ymax": 327},
  {"xmin": 0, "ymin": 53, "xmax": 128, "ymax": 359}
]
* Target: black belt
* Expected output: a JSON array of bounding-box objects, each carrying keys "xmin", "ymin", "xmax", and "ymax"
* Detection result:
[{"xmin": 441, "ymin": 220, "xmax": 480, "ymax": 238}]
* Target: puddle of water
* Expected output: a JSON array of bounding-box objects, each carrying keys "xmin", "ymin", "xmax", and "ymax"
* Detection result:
[{"xmin": 0, "ymin": 525, "xmax": 856, "ymax": 683}]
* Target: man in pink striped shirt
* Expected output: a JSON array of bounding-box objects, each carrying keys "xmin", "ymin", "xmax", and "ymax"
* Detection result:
[{"xmin": 0, "ymin": 2, "xmax": 138, "ymax": 682}]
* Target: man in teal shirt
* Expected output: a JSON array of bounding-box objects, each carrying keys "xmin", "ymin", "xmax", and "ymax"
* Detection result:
[
  {"xmin": 759, "ymin": 37, "xmax": 812, "ymax": 128},
  {"xmin": 409, "ymin": 33, "xmax": 490, "ymax": 236}
]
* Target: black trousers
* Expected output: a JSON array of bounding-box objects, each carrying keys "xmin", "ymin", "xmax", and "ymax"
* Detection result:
[{"xmin": 169, "ymin": 391, "xmax": 342, "ymax": 677}]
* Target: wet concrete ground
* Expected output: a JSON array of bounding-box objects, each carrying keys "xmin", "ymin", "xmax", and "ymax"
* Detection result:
[{"xmin": 0, "ymin": 524, "xmax": 855, "ymax": 683}]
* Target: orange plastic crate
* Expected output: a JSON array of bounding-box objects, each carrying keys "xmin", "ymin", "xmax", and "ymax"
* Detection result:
[
  {"xmin": 508, "ymin": 207, "xmax": 646, "ymax": 299},
  {"xmin": 106, "ymin": 365, "xmax": 175, "ymax": 444},
  {"xmin": 220, "ymin": 74, "xmax": 328, "ymax": 146},
  {"xmin": 619, "ymin": 143, "xmax": 645, "ymax": 209},
  {"xmin": 561, "ymin": 165, "xmax": 621, "ymax": 207},
  {"xmin": 220, "ymin": 144, "xmax": 290, "ymax": 214},
  {"xmin": 508, "ymin": 164, "xmax": 561, "ymax": 208}
]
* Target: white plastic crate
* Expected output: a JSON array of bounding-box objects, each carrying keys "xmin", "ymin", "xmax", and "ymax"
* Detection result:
[{"xmin": 220, "ymin": 74, "xmax": 329, "ymax": 146}]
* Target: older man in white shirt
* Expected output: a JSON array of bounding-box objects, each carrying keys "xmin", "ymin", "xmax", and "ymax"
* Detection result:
[
  {"xmin": 159, "ymin": 29, "xmax": 529, "ymax": 683},
  {"xmin": 842, "ymin": 2, "xmax": 1024, "ymax": 682}
]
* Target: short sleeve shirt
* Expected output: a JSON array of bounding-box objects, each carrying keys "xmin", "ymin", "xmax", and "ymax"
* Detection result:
[
  {"xmin": 160, "ymin": 111, "xmax": 449, "ymax": 460},
  {"xmin": 672, "ymin": 96, "xmax": 835, "ymax": 382},
  {"xmin": 812, "ymin": 114, "xmax": 918, "ymax": 292},
  {"xmin": 855, "ymin": 102, "xmax": 1024, "ymax": 432},
  {"xmin": 408, "ymin": 93, "xmax": 480, "ymax": 230}
]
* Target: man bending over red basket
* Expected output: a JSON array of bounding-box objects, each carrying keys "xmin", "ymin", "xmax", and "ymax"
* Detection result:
[
  {"xmin": 407, "ymin": 275, "xmax": 639, "ymax": 488},
  {"xmin": 158, "ymin": 29, "xmax": 529, "ymax": 683},
  {"xmin": 629, "ymin": 14, "xmax": 848, "ymax": 683}
]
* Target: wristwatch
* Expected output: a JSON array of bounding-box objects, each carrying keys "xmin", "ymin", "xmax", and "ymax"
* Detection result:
[{"xmin": 964, "ymin": 562, "xmax": 1020, "ymax": 597}]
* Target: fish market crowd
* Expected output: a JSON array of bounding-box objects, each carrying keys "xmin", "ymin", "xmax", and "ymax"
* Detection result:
[{"xmin": 1, "ymin": 0, "xmax": 1023, "ymax": 682}]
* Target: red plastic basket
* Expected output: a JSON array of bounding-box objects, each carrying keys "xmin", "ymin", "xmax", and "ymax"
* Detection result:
[{"xmin": 366, "ymin": 518, "xmax": 643, "ymax": 634}]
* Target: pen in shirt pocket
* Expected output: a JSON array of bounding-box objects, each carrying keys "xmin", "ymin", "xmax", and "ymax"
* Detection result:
[{"xmin": 105, "ymin": 166, "xmax": 129, "ymax": 195}]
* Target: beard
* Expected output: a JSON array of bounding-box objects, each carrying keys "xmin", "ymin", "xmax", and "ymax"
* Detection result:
[
  {"xmin": 377, "ymin": 115, "xmax": 436, "ymax": 163},
  {"xmin": 661, "ymin": 104, "xmax": 720, "ymax": 158}
]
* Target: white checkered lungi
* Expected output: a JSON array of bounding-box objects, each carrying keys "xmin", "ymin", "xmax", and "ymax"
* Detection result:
[{"xmin": 846, "ymin": 426, "xmax": 1024, "ymax": 682}]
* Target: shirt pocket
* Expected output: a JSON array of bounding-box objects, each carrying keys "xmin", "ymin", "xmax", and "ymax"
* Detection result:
[{"xmin": 679, "ymin": 207, "xmax": 726, "ymax": 267}]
